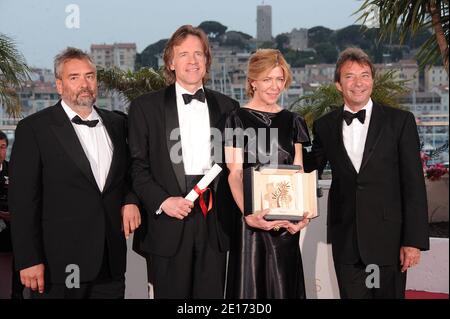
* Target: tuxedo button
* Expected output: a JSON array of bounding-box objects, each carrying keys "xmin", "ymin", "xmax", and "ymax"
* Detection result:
[{"xmin": 357, "ymin": 185, "xmax": 364, "ymax": 190}]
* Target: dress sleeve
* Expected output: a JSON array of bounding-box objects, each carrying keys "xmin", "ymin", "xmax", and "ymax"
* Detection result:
[
  {"xmin": 292, "ymin": 113, "xmax": 311, "ymax": 145},
  {"xmin": 224, "ymin": 109, "xmax": 245, "ymax": 148}
]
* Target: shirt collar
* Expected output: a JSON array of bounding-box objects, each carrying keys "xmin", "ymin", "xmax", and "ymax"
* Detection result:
[
  {"xmin": 61, "ymin": 99, "xmax": 101, "ymax": 122},
  {"xmin": 344, "ymin": 98, "xmax": 373, "ymax": 118},
  {"xmin": 175, "ymin": 82, "xmax": 204, "ymax": 99}
]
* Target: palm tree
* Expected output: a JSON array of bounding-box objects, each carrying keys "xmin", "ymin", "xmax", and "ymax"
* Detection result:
[
  {"xmin": 355, "ymin": 0, "xmax": 449, "ymax": 74},
  {"xmin": 97, "ymin": 67, "xmax": 166, "ymax": 103},
  {"xmin": 289, "ymin": 70, "xmax": 409, "ymax": 129},
  {"xmin": 0, "ymin": 33, "xmax": 30, "ymax": 117}
]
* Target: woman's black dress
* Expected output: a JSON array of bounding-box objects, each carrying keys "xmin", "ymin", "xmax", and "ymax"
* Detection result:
[{"xmin": 224, "ymin": 107, "xmax": 310, "ymax": 299}]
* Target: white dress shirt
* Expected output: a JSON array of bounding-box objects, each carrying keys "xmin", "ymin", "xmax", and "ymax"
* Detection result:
[
  {"xmin": 155, "ymin": 83, "xmax": 212, "ymax": 215},
  {"xmin": 175, "ymin": 82, "xmax": 212, "ymax": 175},
  {"xmin": 342, "ymin": 99, "xmax": 373, "ymax": 173},
  {"xmin": 61, "ymin": 101, "xmax": 113, "ymax": 192}
]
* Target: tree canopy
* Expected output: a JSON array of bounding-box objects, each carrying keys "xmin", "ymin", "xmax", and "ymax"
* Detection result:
[
  {"xmin": 198, "ymin": 21, "xmax": 228, "ymax": 40},
  {"xmin": 135, "ymin": 39, "xmax": 168, "ymax": 70}
]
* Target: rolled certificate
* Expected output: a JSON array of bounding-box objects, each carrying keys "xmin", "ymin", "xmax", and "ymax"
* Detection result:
[
  {"xmin": 185, "ymin": 163, "xmax": 222, "ymax": 202},
  {"xmin": 155, "ymin": 164, "xmax": 223, "ymax": 216}
]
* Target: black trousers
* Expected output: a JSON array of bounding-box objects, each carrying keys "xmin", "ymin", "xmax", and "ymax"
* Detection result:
[
  {"xmin": 334, "ymin": 260, "xmax": 407, "ymax": 299},
  {"xmin": 150, "ymin": 175, "xmax": 226, "ymax": 299},
  {"xmin": 31, "ymin": 244, "xmax": 125, "ymax": 299},
  {"xmin": 11, "ymin": 258, "xmax": 25, "ymax": 299}
]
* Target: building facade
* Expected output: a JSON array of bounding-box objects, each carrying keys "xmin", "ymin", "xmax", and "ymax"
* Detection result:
[
  {"xmin": 257, "ymin": 5, "xmax": 272, "ymax": 42},
  {"xmin": 289, "ymin": 28, "xmax": 308, "ymax": 51},
  {"xmin": 90, "ymin": 43, "xmax": 137, "ymax": 111},
  {"xmin": 90, "ymin": 43, "xmax": 137, "ymax": 72}
]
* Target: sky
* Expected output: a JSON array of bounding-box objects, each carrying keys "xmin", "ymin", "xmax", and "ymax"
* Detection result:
[{"xmin": 0, "ymin": 0, "xmax": 363, "ymax": 69}]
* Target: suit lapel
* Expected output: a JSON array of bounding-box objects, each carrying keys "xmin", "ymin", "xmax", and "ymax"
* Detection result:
[
  {"xmin": 204, "ymin": 89, "xmax": 221, "ymax": 130},
  {"xmin": 359, "ymin": 103, "xmax": 386, "ymax": 173},
  {"xmin": 204, "ymin": 89, "xmax": 222, "ymax": 191},
  {"xmin": 97, "ymin": 107, "xmax": 120, "ymax": 193},
  {"xmin": 333, "ymin": 108, "xmax": 358, "ymax": 174},
  {"xmin": 50, "ymin": 102, "xmax": 100, "ymax": 192},
  {"xmin": 164, "ymin": 84, "xmax": 186, "ymax": 194}
]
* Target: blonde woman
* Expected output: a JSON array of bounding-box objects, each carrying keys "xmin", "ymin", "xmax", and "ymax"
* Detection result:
[{"xmin": 224, "ymin": 49, "xmax": 310, "ymax": 298}]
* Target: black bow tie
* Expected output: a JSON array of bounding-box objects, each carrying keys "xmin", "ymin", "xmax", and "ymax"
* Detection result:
[
  {"xmin": 71, "ymin": 115, "xmax": 99, "ymax": 127},
  {"xmin": 343, "ymin": 109, "xmax": 366, "ymax": 125},
  {"xmin": 182, "ymin": 88, "xmax": 205, "ymax": 104}
]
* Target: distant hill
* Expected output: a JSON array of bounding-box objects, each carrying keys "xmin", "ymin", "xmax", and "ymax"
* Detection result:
[{"xmin": 135, "ymin": 21, "xmax": 432, "ymax": 69}]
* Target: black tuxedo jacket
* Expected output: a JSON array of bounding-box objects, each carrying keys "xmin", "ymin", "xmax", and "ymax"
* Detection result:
[
  {"xmin": 9, "ymin": 101, "xmax": 138, "ymax": 284},
  {"xmin": 128, "ymin": 84, "xmax": 239, "ymax": 257},
  {"xmin": 305, "ymin": 103, "xmax": 429, "ymax": 266},
  {"xmin": 0, "ymin": 160, "xmax": 11, "ymax": 252}
]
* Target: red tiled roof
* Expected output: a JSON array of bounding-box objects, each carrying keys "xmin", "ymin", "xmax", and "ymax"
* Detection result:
[
  {"xmin": 91, "ymin": 43, "xmax": 136, "ymax": 50},
  {"xmin": 91, "ymin": 44, "xmax": 114, "ymax": 50}
]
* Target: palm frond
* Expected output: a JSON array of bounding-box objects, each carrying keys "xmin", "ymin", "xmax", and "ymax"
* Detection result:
[
  {"xmin": 371, "ymin": 69, "xmax": 410, "ymax": 109},
  {"xmin": 97, "ymin": 67, "xmax": 166, "ymax": 103},
  {"xmin": 0, "ymin": 33, "xmax": 31, "ymax": 117},
  {"xmin": 354, "ymin": 0, "xmax": 449, "ymax": 73},
  {"xmin": 289, "ymin": 84, "xmax": 342, "ymax": 128}
]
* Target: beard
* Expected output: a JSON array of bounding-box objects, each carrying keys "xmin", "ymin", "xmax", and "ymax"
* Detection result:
[{"xmin": 75, "ymin": 88, "xmax": 96, "ymax": 107}]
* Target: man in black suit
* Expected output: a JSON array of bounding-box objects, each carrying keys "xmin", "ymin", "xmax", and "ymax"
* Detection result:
[
  {"xmin": 0, "ymin": 130, "xmax": 11, "ymax": 253},
  {"xmin": 9, "ymin": 47, "xmax": 141, "ymax": 299},
  {"xmin": 0, "ymin": 130, "xmax": 25, "ymax": 299},
  {"xmin": 129, "ymin": 25, "xmax": 239, "ymax": 298},
  {"xmin": 305, "ymin": 48, "xmax": 429, "ymax": 298}
]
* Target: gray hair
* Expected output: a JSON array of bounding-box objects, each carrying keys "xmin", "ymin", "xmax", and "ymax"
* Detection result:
[{"xmin": 54, "ymin": 47, "xmax": 95, "ymax": 79}]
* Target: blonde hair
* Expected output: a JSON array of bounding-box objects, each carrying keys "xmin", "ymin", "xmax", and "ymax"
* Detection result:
[{"xmin": 246, "ymin": 49, "xmax": 292, "ymax": 97}]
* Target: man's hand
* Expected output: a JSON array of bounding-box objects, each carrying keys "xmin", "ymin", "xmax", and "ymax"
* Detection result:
[
  {"xmin": 244, "ymin": 209, "xmax": 289, "ymax": 231},
  {"xmin": 161, "ymin": 197, "xmax": 194, "ymax": 220},
  {"xmin": 400, "ymin": 246, "xmax": 421, "ymax": 272},
  {"xmin": 121, "ymin": 204, "xmax": 141, "ymax": 239},
  {"xmin": 20, "ymin": 263, "xmax": 45, "ymax": 293}
]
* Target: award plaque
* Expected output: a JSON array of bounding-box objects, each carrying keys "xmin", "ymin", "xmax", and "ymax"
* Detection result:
[{"xmin": 243, "ymin": 164, "xmax": 318, "ymax": 221}]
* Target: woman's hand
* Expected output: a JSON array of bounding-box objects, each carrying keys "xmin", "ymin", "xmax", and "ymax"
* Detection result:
[
  {"xmin": 244, "ymin": 209, "xmax": 289, "ymax": 231},
  {"xmin": 283, "ymin": 212, "xmax": 311, "ymax": 234}
]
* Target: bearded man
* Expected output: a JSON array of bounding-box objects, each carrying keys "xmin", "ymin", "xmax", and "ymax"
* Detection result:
[{"xmin": 9, "ymin": 47, "xmax": 141, "ymax": 299}]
